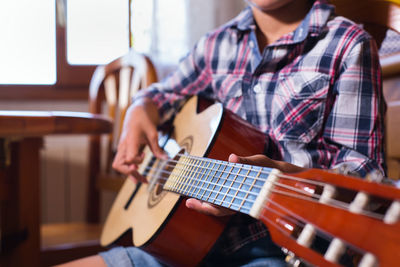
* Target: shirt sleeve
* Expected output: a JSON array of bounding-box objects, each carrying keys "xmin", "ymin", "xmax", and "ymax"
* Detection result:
[
  {"xmin": 324, "ymin": 37, "xmax": 386, "ymax": 177},
  {"xmin": 131, "ymin": 35, "xmax": 215, "ymax": 125}
]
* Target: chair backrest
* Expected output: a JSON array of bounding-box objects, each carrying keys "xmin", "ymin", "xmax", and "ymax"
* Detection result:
[
  {"xmin": 331, "ymin": 0, "xmax": 400, "ymax": 48},
  {"xmin": 87, "ymin": 50, "xmax": 158, "ymax": 223}
]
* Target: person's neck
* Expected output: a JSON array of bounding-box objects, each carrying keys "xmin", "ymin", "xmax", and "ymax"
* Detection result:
[{"xmin": 252, "ymin": 0, "xmax": 312, "ymax": 51}]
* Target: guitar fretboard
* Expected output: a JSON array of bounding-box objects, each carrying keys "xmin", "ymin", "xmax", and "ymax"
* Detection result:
[{"xmin": 163, "ymin": 154, "xmax": 274, "ymax": 215}]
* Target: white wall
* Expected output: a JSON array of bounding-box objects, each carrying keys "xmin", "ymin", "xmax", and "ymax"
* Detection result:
[
  {"xmin": 187, "ymin": 0, "xmax": 246, "ymax": 48},
  {"xmin": 134, "ymin": 0, "xmax": 246, "ymax": 78}
]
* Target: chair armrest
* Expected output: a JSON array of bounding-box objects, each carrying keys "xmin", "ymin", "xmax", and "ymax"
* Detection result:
[{"xmin": 0, "ymin": 111, "xmax": 112, "ymax": 137}]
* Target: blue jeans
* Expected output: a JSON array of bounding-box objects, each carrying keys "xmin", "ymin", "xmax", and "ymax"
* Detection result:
[{"xmin": 100, "ymin": 236, "xmax": 287, "ymax": 267}]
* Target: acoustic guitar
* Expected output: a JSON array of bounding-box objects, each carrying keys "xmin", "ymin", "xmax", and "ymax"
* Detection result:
[{"xmin": 101, "ymin": 96, "xmax": 400, "ymax": 267}]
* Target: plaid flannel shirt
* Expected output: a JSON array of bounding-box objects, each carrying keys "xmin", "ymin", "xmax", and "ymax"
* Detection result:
[{"xmin": 133, "ymin": 0, "xmax": 385, "ymax": 254}]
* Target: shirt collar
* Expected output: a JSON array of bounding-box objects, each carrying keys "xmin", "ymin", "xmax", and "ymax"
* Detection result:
[
  {"xmin": 235, "ymin": 6, "xmax": 255, "ymax": 32},
  {"xmin": 231, "ymin": 0, "xmax": 334, "ymax": 43}
]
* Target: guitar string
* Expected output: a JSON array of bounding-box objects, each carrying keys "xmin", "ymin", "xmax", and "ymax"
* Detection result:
[
  {"xmin": 165, "ymin": 159, "xmax": 360, "ymax": 249},
  {"xmin": 170, "ymin": 155, "xmax": 386, "ymax": 259},
  {"xmin": 149, "ymin": 164, "xmax": 314, "ymax": 201},
  {"xmin": 145, "ymin": 163, "xmax": 329, "ymax": 205},
  {"xmin": 145, "ymin": 155, "xmax": 385, "ymax": 219},
  {"xmin": 146, "ymin": 168, "xmax": 383, "ymax": 220},
  {"xmin": 141, "ymin": 160, "xmax": 384, "ymax": 220},
  {"xmin": 258, "ymin": 204, "xmax": 336, "ymax": 252},
  {"xmin": 132, "ymin": 154, "xmax": 386, "ymax": 255},
  {"xmin": 144, "ymin": 154, "xmax": 329, "ymax": 188},
  {"xmin": 142, "ymin": 166, "xmax": 373, "ymax": 251},
  {"xmin": 158, "ymin": 153, "xmax": 388, "ymax": 199},
  {"xmin": 144, "ymin": 155, "xmax": 341, "ymax": 201},
  {"xmin": 256, "ymin": 212, "xmax": 357, "ymax": 263},
  {"xmin": 258, "ymin": 193, "xmax": 369, "ymax": 254}
]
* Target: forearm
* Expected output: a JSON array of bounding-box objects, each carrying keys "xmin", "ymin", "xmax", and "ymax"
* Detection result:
[{"xmin": 129, "ymin": 96, "xmax": 160, "ymax": 127}]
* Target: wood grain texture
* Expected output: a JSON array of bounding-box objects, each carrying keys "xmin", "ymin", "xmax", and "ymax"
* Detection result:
[{"xmin": 0, "ymin": 111, "xmax": 112, "ymax": 137}]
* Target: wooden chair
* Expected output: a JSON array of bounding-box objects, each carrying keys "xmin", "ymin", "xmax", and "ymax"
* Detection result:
[
  {"xmin": 87, "ymin": 49, "xmax": 158, "ymax": 222},
  {"xmin": 331, "ymin": 0, "xmax": 400, "ymax": 179},
  {"xmin": 331, "ymin": 0, "xmax": 400, "ymax": 47},
  {"xmin": 40, "ymin": 50, "xmax": 158, "ymax": 266},
  {"xmin": 0, "ymin": 112, "xmax": 112, "ymax": 267}
]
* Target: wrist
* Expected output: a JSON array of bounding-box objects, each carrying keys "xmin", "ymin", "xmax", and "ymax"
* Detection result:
[{"xmin": 129, "ymin": 97, "xmax": 160, "ymax": 126}]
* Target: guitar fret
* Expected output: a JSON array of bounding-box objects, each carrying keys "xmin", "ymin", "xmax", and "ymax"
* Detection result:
[
  {"xmin": 228, "ymin": 165, "xmax": 250, "ymax": 211},
  {"xmin": 205, "ymin": 162, "xmax": 226, "ymax": 203},
  {"xmin": 218, "ymin": 163, "xmax": 236, "ymax": 207},
  {"xmin": 198, "ymin": 161, "xmax": 216, "ymax": 200},
  {"xmin": 166, "ymin": 156, "xmax": 274, "ymax": 215},
  {"xmin": 183, "ymin": 157, "xmax": 196, "ymax": 196},
  {"xmin": 185, "ymin": 158, "xmax": 203, "ymax": 196},
  {"xmin": 227, "ymin": 165, "xmax": 245, "ymax": 209},
  {"xmin": 175, "ymin": 157, "xmax": 188, "ymax": 192},
  {"xmin": 179, "ymin": 157, "xmax": 194, "ymax": 194},
  {"xmin": 190, "ymin": 159, "xmax": 210, "ymax": 198},
  {"xmin": 238, "ymin": 166, "xmax": 258, "ymax": 213},
  {"xmin": 215, "ymin": 163, "xmax": 234, "ymax": 205}
]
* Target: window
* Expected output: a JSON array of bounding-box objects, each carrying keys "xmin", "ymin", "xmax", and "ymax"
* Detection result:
[
  {"xmin": 130, "ymin": 0, "xmax": 245, "ymax": 78},
  {"xmin": 67, "ymin": 0, "xmax": 129, "ymax": 65},
  {"xmin": 0, "ymin": 0, "xmax": 56, "ymax": 85},
  {"xmin": 132, "ymin": 0, "xmax": 188, "ymax": 67},
  {"xmin": 0, "ymin": 0, "xmax": 130, "ymax": 99}
]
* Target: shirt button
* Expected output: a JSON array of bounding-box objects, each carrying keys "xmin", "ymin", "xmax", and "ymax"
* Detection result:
[
  {"xmin": 253, "ymin": 84, "xmax": 262, "ymax": 93},
  {"xmin": 234, "ymin": 90, "xmax": 242, "ymax": 97},
  {"xmin": 249, "ymin": 41, "xmax": 255, "ymax": 48}
]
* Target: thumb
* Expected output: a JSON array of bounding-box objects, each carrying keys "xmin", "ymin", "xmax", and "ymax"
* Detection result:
[
  {"xmin": 145, "ymin": 128, "xmax": 167, "ymax": 160},
  {"xmin": 228, "ymin": 153, "xmax": 278, "ymax": 168},
  {"xmin": 228, "ymin": 153, "xmax": 242, "ymax": 164}
]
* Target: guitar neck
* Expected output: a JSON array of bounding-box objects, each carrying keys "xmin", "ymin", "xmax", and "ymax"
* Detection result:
[{"xmin": 163, "ymin": 153, "xmax": 278, "ymax": 218}]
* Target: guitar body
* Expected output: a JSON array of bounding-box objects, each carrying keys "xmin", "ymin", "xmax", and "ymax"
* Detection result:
[{"xmin": 101, "ymin": 97, "xmax": 267, "ymax": 266}]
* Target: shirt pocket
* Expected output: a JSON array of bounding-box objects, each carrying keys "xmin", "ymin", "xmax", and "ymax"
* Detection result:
[
  {"xmin": 271, "ymin": 71, "xmax": 330, "ymax": 143},
  {"xmin": 212, "ymin": 74, "xmax": 244, "ymax": 112}
]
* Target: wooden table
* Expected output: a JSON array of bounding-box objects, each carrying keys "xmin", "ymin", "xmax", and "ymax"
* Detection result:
[{"xmin": 0, "ymin": 111, "xmax": 112, "ymax": 267}]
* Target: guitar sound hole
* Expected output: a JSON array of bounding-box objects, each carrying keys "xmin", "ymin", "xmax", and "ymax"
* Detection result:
[
  {"xmin": 147, "ymin": 183, "xmax": 168, "ymax": 208},
  {"xmin": 146, "ymin": 156, "xmax": 168, "ymax": 208},
  {"xmin": 147, "ymin": 149, "xmax": 183, "ymax": 208},
  {"xmin": 154, "ymin": 183, "xmax": 163, "ymax": 195},
  {"xmin": 147, "ymin": 170, "xmax": 168, "ymax": 208}
]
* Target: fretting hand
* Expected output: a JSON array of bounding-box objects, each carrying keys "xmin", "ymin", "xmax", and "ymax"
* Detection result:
[{"xmin": 185, "ymin": 153, "xmax": 305, "ymax": 216}]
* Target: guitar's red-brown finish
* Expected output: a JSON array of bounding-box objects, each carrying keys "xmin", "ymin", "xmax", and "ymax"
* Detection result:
[
  {"xmin": 135, "ymin": 102, "xmax": 267, "ymax": 266},
  {"xmin": 262, "ymin": 169, "xmax": 400, "ymax": 267},
  {"xmin": 141, "ymin": 201, "xmax": 228, "ymax": 266},
  {"xmin": 103, "ymin": 97, "xmax": 400, "ymax": 267}
]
